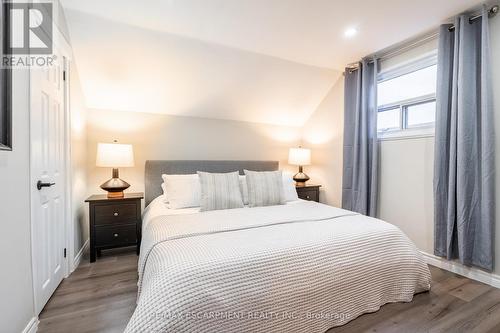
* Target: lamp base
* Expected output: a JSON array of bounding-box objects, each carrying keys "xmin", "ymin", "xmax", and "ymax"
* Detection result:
[
  {"xmin": 100, "ymin": 168, "xmax": 130, "ymax": 198},
  {"xmin": 293, "ymin": 167, "xmax": 310, "ymax": 187},
  {"xmin": 106, "ymin": 190, "xmax": 125, "ymax": 198}
]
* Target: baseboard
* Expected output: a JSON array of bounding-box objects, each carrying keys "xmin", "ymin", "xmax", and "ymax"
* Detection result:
[
  {"xmin": 22, "ymin": 317, "xmax": 38, "ymax": 333},
  {"xmin": 71, "ymin": 238, "xmax": 89, "ymax": 273},
  {"xmin": 420, "ymin": 251, "xmax": 500, "ymax": 289}
]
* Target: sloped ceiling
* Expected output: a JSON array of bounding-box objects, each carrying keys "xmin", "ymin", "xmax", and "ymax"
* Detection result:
[
  {"xmin": 61, "ymin": 0, "xmax": 483, "ymax": 126},
  {"xmin": 63, "ymin": 10, "xmax": 339, "ymax": 126}
]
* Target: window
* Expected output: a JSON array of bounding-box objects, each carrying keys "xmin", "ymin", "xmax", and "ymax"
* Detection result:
[
  {"xmin": 407, "ymin": 101, "xmax": 436, "ymax": 128},
  {"xmin": 377, "ymin": 58, "xmax": 437, "ymax": 139},
  {"xmin": 377, "ymin": 108, "xmax": 399, "ymax": 131}
]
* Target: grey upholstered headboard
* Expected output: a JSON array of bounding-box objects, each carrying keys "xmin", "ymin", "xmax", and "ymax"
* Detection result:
[{"xmin": 144, "ymin": 160, "xmax": 279, "ymax": 207}]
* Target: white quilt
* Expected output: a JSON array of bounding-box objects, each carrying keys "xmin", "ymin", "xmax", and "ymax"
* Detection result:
[{"xmin": 125, "ymin": 201, "xmax": 431, "ymax": 333}]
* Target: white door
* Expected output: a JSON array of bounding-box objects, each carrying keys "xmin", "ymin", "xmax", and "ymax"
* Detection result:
[{"xmin": 30, "ymin": 51, "xmax": 68, "ymax": 314}]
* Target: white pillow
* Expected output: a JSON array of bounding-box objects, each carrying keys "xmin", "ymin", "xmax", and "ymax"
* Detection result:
[
  {"xmin": 282, "ymin": 171, "xmax": 299, "ymax": 202},
  {"xmin": 161, "ymin": 174, "xmax": 201, "ymax": 209},
  {"xmin": 239, "ymin": 175, "xmax": 249, "ymax": 205},
  {"xmin": 161, "ymin": 183, "xmax": 168, "ymax": 203}
]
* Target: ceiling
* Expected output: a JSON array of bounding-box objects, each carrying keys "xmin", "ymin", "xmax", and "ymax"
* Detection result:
[
  {"xmin": 61, "ymin": 0, "xmax": 484, "ymax": 70},
  {"xmin": 60, "ymin": 0, "xmax": 485, "ymax": 126}
]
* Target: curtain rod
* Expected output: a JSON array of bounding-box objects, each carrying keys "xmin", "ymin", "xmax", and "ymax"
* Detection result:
[
  {"xmin": 449, "ymin": 4, "xmax": 499, "ymax": 31},
  {"xmin": 345, "ymin": 4, "xmax": 499, "ymax": 72},
  {"xmin": 345, "ymin": 32, "xmax": 438, "ymax": 72}
]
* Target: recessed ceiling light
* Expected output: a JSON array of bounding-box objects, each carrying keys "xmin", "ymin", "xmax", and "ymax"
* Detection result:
[{"xmin": 344, "ymin": 27, "xmax": 358, "ymax": 38}]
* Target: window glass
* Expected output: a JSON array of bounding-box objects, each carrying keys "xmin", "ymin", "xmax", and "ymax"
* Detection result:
[
  {"xmin": 377, "ymin": 108, "xmax": 400, "ymax": 131},
  {"xmin": 407, "ymin": 101, "xmax": 436, "ymax": 127},
  {"xmin": 377, "ymin": 64, "xmax": 437, "ymax": 106}
]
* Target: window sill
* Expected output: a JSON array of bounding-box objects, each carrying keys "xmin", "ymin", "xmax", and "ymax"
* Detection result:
[{"xmin": 377, "ymin": 127, "xmax": 435, "ymax": 141}]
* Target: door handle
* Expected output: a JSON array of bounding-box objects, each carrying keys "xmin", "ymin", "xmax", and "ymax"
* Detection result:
[{"xmin": 37, "ymin": 180, "xmax": 55, "ymax": 190}]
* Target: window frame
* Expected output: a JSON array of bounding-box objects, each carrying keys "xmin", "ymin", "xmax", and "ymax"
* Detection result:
[
  {"xmin": 377, "ymin": 53, "xmax": 437, "ymax": 140},
  {"xmin": 405, "ymin": 98, "xmax": 436, "ymax": 129},
  {"xmin": 0, "ymin": 2, "xmax": 12, "ymax": 151},
  {"xmin": 376, "ymin": 106, "xmax": 401, "ymax": 132}
]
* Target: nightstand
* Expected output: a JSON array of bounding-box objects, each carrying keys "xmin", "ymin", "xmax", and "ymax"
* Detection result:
[
  {"xmin": 85, "ymin": 193, "xmax": 143, "ymax": 262},
  {"xmin": 296, "ymin": 184, "xmax": 321, "ymax": 202}
]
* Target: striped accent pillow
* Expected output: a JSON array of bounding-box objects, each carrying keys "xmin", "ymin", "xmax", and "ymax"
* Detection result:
[
  {"xmin": 197, "ymin": 171, "xmax": 244, "ymax": 212},
  {"xmin": 244, "ymin": 170, "xmax": 285, "ymax": 207}
]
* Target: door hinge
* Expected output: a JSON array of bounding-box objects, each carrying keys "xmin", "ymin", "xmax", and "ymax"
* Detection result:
[
  {"xmin": 64, "ymin": 248, "xmax": 67, "ymax": 258},
  {"xmin": 63, "ymin": 70, "xmax": 66, "ymax": 81}
]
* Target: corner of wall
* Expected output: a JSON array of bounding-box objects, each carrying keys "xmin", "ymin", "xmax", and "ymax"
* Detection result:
[
  {"xmin": 70, "ymin": 63, "xmax": 90, "ymax": 260},
  {"xmin": 300, "ymin": 75, "xmax": 345, "ymax": 207}
]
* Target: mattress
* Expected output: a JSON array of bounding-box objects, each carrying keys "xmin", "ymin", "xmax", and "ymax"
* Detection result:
[{"xmin": 126, "ymin": 199, "xmax": 431, "ymax": 333}]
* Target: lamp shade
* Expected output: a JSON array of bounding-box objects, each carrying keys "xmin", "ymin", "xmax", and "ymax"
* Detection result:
[
  {"xmin": 96, "ymin": 143, "xmax": 134, "ymax": 168},
  {"xmin": 288, "ymin": 147, "xmax": 311, "ymax": 166}
]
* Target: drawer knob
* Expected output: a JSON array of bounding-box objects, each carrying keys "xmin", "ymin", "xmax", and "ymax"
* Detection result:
[
  {"xmin": 306, "ymin": 195, "xmax": 310, "ymax": 199},
  {"xmin": 113, "ymin": 212, "xmax": 119, "ymax": 216},
  {"xmin": 113, "ymin": 233, "xmax": 119, "ymax": 238}
]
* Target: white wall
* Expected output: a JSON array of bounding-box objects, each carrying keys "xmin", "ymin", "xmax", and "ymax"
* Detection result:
[
  {"xmin": 0, "ymin": 71, "xmax": 36, "ymax": 332},
  {"xmin": 302, "ymin": 76, "xmax": 344, "ymax": 206},
  {"xmin": 377, "ymin": 137, "xmax": 435, "ymax": 253},
  {"xmin": 86, "ymin": 109, "xmax": 301, "ymax": 198},
  {"xmin": 70, "ymin": 65, "xmax": 88, "ymax": 260}
]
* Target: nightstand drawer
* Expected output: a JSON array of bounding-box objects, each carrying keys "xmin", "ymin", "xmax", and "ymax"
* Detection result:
[
  {"xmin": 94, "ymin": 203, "xmax": 137, "ymax": 225},
  {"xmin": 297, "ymin": 189, "xmax": 319, "ymax": 202},
  {"xmin": 95, "ymin": 224, "xmax": 137, "ymax": 247}
]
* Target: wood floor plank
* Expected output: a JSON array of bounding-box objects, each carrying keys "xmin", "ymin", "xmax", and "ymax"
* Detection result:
[
  {"xmin": 430, "ymin": 275, "xmax": 470, "ymax": 297},
  {"xmin": 39, "ymin": 249, "xmax": 500, "ymax": 333},
  {"xmin": 429, "ymin": 265, "xmax": 454, "ymax": 283},
  {"xmin": 448, "ymin": 279, "xmax": 491, "ymax": 302},
  {"xmin": 426, "ymin": 288, "xmax": 500, "ymax": 333}
]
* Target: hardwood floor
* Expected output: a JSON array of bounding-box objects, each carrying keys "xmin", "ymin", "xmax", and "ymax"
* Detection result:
[
  {"xmin": 38, "ymin": 248, "xmax": 138, "ymax": 333},
  {"xmin": 39, "ymin": 249, "xmax": 500, "ymax": 333}
]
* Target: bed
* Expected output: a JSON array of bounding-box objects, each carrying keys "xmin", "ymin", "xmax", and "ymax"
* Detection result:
[{"xmin": 125, "ymin": 160, "xmax": 431, "ymax": 333}]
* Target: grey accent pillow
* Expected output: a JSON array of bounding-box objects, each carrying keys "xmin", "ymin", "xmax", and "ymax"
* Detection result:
[
  {"xmin": 244, "ymin": 170, "xmax": 285, "ymax": 207},
  {"xmin": 197, "ymin": 171, "xmax": 244, "ymax": 211}
]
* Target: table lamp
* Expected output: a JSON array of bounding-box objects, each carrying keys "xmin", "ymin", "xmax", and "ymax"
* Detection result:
[
  {"xmin": 288, "ymin": 147, "xmax": 311, "ymax": 186},
  {"xmin": 96, "ymin": 142, "xmax": 134, "ymax": 198}
]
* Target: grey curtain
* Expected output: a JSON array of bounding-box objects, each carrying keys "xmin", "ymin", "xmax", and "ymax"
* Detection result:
[
  {"xmin": 342, "ymin": 59, "xmax": 378, "ymax": 217},
  {"xmin": 434, "ymin": 7, "xmax": 495, "ymax": 271}
]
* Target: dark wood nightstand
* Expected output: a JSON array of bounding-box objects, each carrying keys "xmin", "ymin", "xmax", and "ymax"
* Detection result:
[
  {"xmin": 85, "ymin": 193, "xmax": 143, "ymax": 262},
  {"xmin": 296, "ymin": 184, "xmax": 321, "ymax": 202}
]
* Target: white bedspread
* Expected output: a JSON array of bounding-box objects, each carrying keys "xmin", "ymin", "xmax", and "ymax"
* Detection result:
[{"xmin": 126, "ymin": 201, "xmax": 431, "ymax": 333}]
